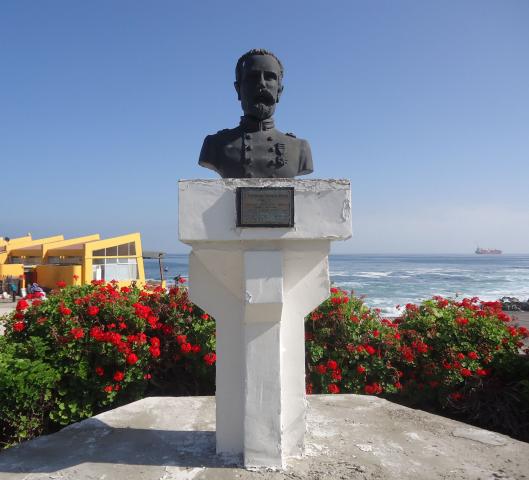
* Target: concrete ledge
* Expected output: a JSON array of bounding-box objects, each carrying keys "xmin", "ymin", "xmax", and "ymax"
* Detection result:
[{"xmin": 1, "ymin": 395, "xmax": 527, "ymax": 479}]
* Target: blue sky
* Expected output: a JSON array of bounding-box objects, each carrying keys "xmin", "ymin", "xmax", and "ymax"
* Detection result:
[{"xmin": 1, "ymin": 1, "xmax": 528, "ymax": 253}]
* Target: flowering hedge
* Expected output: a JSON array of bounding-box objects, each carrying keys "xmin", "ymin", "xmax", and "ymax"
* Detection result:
[
  {"xmin": 1, "ymin": 279, "xmax": 216, "ymax": 447},
  {"xmin": 305, "ymin": 290, "xmax": 529, "ymax": 439},
  {"xmin": 1, "ymin": 281, "xmax": 528, "ymax": 448}
]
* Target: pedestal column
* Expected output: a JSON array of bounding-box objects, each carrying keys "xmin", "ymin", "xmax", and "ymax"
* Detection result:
[{"xmin": 179, "ymin": 179, "xmax": 352, "ymax": 468}]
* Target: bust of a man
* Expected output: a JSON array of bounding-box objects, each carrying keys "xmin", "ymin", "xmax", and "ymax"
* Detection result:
[{"xmin": 198, "ymin": 49, "xmax": 313, "ymax": 178}]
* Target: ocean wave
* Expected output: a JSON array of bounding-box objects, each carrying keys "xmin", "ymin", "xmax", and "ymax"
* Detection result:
[{"xmin": 354, "ymin": 271, "xmax": 393, "ymax": 278}]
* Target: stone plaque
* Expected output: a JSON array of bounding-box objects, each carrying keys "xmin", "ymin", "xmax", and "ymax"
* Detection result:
[{"xmin": 237, "ymin": 187, "xmax": 294, "ymax": 227}]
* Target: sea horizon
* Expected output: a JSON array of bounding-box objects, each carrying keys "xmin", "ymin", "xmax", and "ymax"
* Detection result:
[{"xmin": 145, "ymin": 253, "xmax": 529, "ymax": 316}]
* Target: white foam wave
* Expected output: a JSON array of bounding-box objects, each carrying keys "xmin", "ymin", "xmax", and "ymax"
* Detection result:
[{"xmin": 354, "ymin": 271, "xmax": 393, "ymax": 278}]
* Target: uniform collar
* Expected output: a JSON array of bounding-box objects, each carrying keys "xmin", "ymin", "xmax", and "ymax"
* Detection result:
[{"xmin": 240, "ymin": 116, "xmax": 275, "ymax": 132}]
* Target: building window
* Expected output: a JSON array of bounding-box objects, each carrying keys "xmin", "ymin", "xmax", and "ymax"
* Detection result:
[
  {"xmin": 92, "ymin": 257, "xmax": 138, "ymax": 281},
  {"xmin": 92, "ymin": 242, "xmax": 136, "ymax": 257},
  {"xmin": 48, "ymin": 256, "xmax": 82, "ymax": 265},
  {"xmin": 9, "ymin": 256, "xmax": 41, "ymax": 265}
]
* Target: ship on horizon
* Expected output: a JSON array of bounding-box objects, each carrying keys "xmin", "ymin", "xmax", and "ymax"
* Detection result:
[{"xmin": 475, "ymin": 246, "xmax": 502, "ymax": 255}]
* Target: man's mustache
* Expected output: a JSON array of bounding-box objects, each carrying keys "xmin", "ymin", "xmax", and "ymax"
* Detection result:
[{"xmin": 253, "ymin": 90, "xmax": 275, "ymax": 106}]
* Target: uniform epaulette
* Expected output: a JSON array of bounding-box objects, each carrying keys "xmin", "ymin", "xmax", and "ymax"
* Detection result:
[{"xmin": 285, "ymin": 132, "xmax": 296, "ymax": 138}]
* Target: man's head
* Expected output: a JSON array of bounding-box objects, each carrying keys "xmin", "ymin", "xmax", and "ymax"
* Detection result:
[{"xmin": 234, "ymin": 49, "xmax": 284, "ymax": 120}]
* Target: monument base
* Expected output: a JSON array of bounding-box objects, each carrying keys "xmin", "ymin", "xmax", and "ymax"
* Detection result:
[
  {"xmin": 179, "ymin": 179, "xmax": 352, "ymax": 468},
  {"xmin": 1, "ymin": 395, "xmax": 526, "ymax": 480}
]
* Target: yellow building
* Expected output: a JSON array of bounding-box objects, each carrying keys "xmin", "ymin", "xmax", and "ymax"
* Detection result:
[{"xmin": 0, "ymin": 232, "xmax": 145, "ymax": 291}]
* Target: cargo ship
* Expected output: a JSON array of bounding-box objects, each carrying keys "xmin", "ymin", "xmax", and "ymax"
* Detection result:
[{"xmin": 475, "ymin": 247, "xmax": 502, "ymax": 255}]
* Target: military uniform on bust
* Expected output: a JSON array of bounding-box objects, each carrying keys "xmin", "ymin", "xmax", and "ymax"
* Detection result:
[
  {"xmin": 198, "ymin": 48, "xmax": 314, "ymax": 179},
  {"xmin": 199, "ymin": 116, "xmax": 313, "ymax": 178}
]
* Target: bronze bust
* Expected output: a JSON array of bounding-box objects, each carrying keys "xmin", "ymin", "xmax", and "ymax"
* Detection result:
[{"xmin": 198, "ymin": 49, "xmax": 313, "ymax": 178}]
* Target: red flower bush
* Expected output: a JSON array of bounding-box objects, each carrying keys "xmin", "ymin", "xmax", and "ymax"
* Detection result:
[
  {"xmin": 2, "ymin": 282, "xmax": 527, "ymax": 447},
  {"xmin": 2, "ymin": 280, "xmax": 216, "ymax": 443},
  {"xmin": 305, "ymin": 288, "xmax": 402, "ymax": 396}
]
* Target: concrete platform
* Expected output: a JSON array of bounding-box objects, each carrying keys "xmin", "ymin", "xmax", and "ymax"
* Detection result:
[{"xmin": 0, "ymin": 395, "xmax": 527, "ymax": 480}]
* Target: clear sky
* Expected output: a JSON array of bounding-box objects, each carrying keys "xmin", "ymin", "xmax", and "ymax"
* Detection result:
[{"xmin": 1, "ymin": 1, "xmax": 528, "ymax": 254}]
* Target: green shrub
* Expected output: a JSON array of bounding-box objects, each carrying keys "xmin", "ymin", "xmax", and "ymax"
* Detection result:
[
  {"xmin": 305, "ymin": 287, "xmax": 402, "ymax": 395},
  {"xmin": 2, "ymin": 280, "xmax": 216, "ymax": 447},
  {"xmin": 0, "ymin": 336, "xmax": 60, "ymax": 447},
  {"xmin": 2, "ymin": 282, "xmax": 528, "ymax": 448}
]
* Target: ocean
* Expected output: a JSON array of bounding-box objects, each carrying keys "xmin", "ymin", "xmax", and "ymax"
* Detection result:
[{"xmin": 144, "ymin": 254, "xmax": 529, "ymax": 317}]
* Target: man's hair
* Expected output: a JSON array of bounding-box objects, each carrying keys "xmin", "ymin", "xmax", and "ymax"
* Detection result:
[{"xmin": 235, "ymin": 48, "xmax": 284, "ymax": 84}]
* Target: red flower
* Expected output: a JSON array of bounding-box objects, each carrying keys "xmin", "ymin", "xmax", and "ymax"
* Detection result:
[
  {"xmin": 103, "ymin": 385, "xmax": 113, "ymax": 393},
  {"xmin": 326, "ymin": 359, "xmax": 338, "ymax": 370},
  {"xmin": 456, "ymin": 317, "xmax": 468, "ymax": 326},
  {"xmin": 306, "ymin": 383, "xmax": 313, "ymax": 395},
  {"xmin": 126, "ymin": 353, "xmax": 139, "ymax": 365},
  {"xmin": 203, "ymin": 352, "xmax": 216, "ymax": 366},
  {"xmin": 201, "ymin": 313, "xmax": 209, "ymax": 320},
  {"xmin": 456, "ymin": 352, "xmax": 466, "ymax": 360},
  {"xmin": 87, "ymin": 305, "xmax": 99, "ymax": 316},
  {"xmin": 59, "ymin": 305, "xmax": 72, "ymax": 316},
  {"xmin": 178, "ymin": 277, "xmax": 187, "ymax": 284},
  {"xmin": 460, "ymin": 368, "xmax": 472, "ymax": 377},
  {"xmin": 364, "ymin": 383, "xmax": 382, "ymax": 395},
  {"xmin": 330, "ymin": 287, "xmax": 339, "ymax": 294},
  {"xmin": 314, "ymin": 364, "xmax": 327, "ymax": 374},
  {"xmin": 331, "ymin": 370, "xmax": 342, "ymax": 381},
  {"xmin": 13, "ymin": 321, "xmax": 26, "ymax": 332},
  {"xmin": 56, "ymin": 281, "xmax": 67, "ymax": 288},
  {"xmin": 356, "ymin": 365, "xmax": 366, "ymax": 374},
  {"xmin": 372, "ymin": 329, "xmax": 380, "ymax": 337},
  {"xmin": 16, "ymin": 299, "xmax": 29, "ymax": 311},
  {"xmin": 180, "ymin": 342, "xmax": 192, "ymax": 354},
  {"xmin": 113, "ymin": 371, "xmax": 125, "ymax": 382},
  {"xmin": 394, "ymin": 382, "xmax": 402, "ymax": 390},
  {"xmin": 176, "ymin": 334, "xmax": 187, "ymax": 345},
  {"xmin": 149, "ymin": 346, "xmax": 161, "ymax": 358},
  {"xmin": 73, "ymin": 274, "xmax": 79, "ymax": 281},
  {"xmin": 412, "ymin": 341, "xmax": 429, "ymax": 354},
  {"xmin": 519, "ymin": 326, "xmax": 529, "ymax": 337},
  {"xmin": 191, "ymin": 344, "xmax": 201, "ymax": 353},
  {"xmin": 467, "ymin": 351, "xmax": 478, "ymax": 360},
  {"xmin": 150, "ymin": 337, "xmax": 160, "ymax": 347},
  {"xmin": 364, "ymin": 345, "xmax": 376, "ymax": 355},
  {"xmin": 70, "ymin": 327, "xmax": 85, "ymax": 339},
  {"xmin": 476, "ymin": 369, "xmax": 489, "ymax": 376},
  {"xmin": 327, "ymin": 383, "xmax": 340, "ymax": 394},
  {"xmin": 95, "ymin": 366, "xmax": 105, "ymax": 376}
]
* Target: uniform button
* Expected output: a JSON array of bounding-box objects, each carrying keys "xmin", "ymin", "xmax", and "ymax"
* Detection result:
[
  {"xmin": 245, "ymin": 134, "xmax": 251, "ymax": 140},
  {"xmin": 267, "ymin": 136, "xmax": 273, "ymax": 141}
]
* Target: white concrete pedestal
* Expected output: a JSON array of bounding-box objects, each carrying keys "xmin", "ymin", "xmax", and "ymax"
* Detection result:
[{"xmin": 178, "ymin": 179, "xmax": 352, "ymax": 468}]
